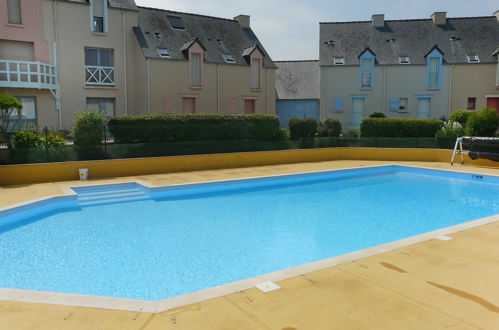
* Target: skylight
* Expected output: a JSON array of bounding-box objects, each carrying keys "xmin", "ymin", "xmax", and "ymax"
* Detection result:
[
  {"xmin": 157, "ymin": 47, "xmax": 170, "ymax": 58},
  {"xmin": 222, "ymin": 54, "xmax": 235, "ymax": 63},
  {"xmin": 333, "ymin": 57, "xmax": 344, "ymax": 65},
  {"xmin": 467, "ymin": 55, "xmax": 480, "ymax": 63},
  {"xmin": 399, "ymin": 56, "xmax": 410, "ymax": 64},
  {"xmin": 167, "ymin": 15, "xmax": 185, "ymax": 30}
]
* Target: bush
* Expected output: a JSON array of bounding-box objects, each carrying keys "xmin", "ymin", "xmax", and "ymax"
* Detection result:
[
  {"xmin": 108, "ymin": 113, "xmax": 280, "ymax": 143},
  {"xmin": 41, "ymin": 133, "xmax": 66, "ymax": 149},
  {"xmin": 12, "ymin": 130, "xmax": 42, "ymax": 148},
  {"xmin": 436, "ymin": 121, "xmax": 465, "ymax": 148},
  {"xmin": 449, "ymin": 110, "xmax": 472, "ymax": 126},
  {"xmin": 318, "ymin": 118, "xmax": 342, "ymax": 137},
  {"xmin": 288, "ymin": 117, "xmax": 317, "ymax": 139},
  {"xmin": 360, "ymin": 118, "xmax": 442, "ymax": 137},
  {"xmin": 465, "ymin": 107, "xmax": 499, "ymax": 137},
  {"xmin": 341, "ymin": 129, "xmax": 360, "ymax": 137},
  {"xmin": 72, "ymin": 111, "xmax": 106, "ymax": 145},
  {"xmin": 369, "ymin": 112, "xmax": 386, "ymax": 118}
]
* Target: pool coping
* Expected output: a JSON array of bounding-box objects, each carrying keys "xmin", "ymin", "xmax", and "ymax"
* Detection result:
[{"xmin": 0, "ymin": 164, "xmax": 498, "ymax": 313}]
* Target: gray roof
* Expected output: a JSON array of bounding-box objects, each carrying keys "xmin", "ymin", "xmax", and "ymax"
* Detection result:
[
  {"xmin": 320, "ymin": 16, "xmax": 499, "ymax": 66},
  {"xmin": 275, "ymin": 60, "xmax": 320, "ymax": 100},
  {"xmin": 135, "ymin": 7, "xmax": 275, "ymax": 68},
  {"xmin": 59, "ymin": 0, "xmax": 137, "ymax": 11}
]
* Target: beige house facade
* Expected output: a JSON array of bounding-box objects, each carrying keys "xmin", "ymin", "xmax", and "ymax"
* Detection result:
[
  {"xmin": 319, "ymin": 12, "xmax": 499, "ymax": 129},
  {"xmin": 0, "ymin": 0, "xmax": 276, "ymax": 130}
]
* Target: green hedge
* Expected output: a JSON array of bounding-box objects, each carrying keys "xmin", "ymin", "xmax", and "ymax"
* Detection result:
[
  {"xmin": 318, "ymin": 118, "xmax": 342, "ymax": 137},
  {"xmin": 449, "ymin": 110, "xmax": 472, "ymax": 126},
  {"xmin": 288, "ymin": 117, "xmax": 317, "ymax": 139},
  {"xmin": 465, "ymin": 107, "xmax": 499, "ymax": 137},
  {"xmin": 360, "ymin": 118, "xmax": 443, "ymax": 137},
  {"xmin": 108, "ymin": 113, "xmax": 280, "ymax": 143}
]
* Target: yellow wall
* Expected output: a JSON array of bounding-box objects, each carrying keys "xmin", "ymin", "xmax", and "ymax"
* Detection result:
[{"xmin": 1, "ymin": 148, "xmax": 496, "ymax": 185}]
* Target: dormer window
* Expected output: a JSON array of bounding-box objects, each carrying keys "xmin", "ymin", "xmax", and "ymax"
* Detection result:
[
  {"xmin": 399, "ymin": 56, "xmax": 410, "ymax": 64},
  {"xmin": 90, "ymin": 0, "xmax": 107, "ymax": 33},
  {"xmin": 358, "ymin": 49, "xmax": 375, "ymax": 88},
  {"xmin": 190, "ymin": 53, "xmax": 202, "ymax": 87},
  {"xmin": 334, "ymin": 57, "xmax": 345, "ymax": 65},
  {"xmin": 425, "ymin": 47, "xmax": 443, "ymax": 89},
  {"xmin": 251, "ymin": 58, "xmax": 261, "ymax": 89},
  {"xmin": 223, "ymin": 54, "xmax": 235, "ymax": 63},
  {"xmin": 157, "ymin": 47, "xmax": 170, "ymax": 58},
  {"xmin": 168, "ymin": 15, "xmax": 185, "ymax": 30},
  {"xmin": 467, "ymin": 55, "xmax": 480, "ymax": 63}
]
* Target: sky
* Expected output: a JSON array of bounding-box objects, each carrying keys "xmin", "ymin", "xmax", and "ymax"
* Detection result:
[{"xmin": 136, "ymin": 0, "xmax": 498, "ymax": 61}]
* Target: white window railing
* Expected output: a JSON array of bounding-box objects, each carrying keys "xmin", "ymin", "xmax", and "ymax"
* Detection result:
[
  {"xmin": 0, "ymin": 60, "xmax": 56, "ymax": 90},
  {"xmin": 85, "ymin": 65, "xmax": 115, "ymax": 86}
]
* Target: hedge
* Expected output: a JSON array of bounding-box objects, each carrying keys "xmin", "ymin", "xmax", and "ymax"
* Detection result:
[
  {"xmin": 318, "ymin": 118, "xmax": 342, "ymax": 137},
  {"xmin": 288, "ymin": 117, "xmax": 317, "ymax": 139},
  {"xmin": 360, "ymin": 118, "xmax": 443, "ymax": 137},
  {"xmin": 465, "ymin": 107, "xmax": 499, "ymax": 137},
  {"xmin": 108, "ymin": 113, "xmax": 280, "ymax": 143}
]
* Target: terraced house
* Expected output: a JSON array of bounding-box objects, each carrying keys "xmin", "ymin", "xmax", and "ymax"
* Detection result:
[
  {"xmin": 319, "ymin": 11, "xmax": 499, "ymax": 129},
  {"xmin": 0, "ymin": 0, "xmax": 275, "ymax": 129}
]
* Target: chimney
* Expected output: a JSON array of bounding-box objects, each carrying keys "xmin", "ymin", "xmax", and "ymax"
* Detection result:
[
  {"xmin": 431, "ymin": 12, "xmax": 447, "ymax": 25},
  {"xmin": 234, "ymin": 15, "xmax": 250, "ymax": 28},
  {"xmin": 494, "ymin": 10, "xmax": 499, "ymax": 21},
  {"xmin": 371, "ymin": 14, "xmax": 385, "ymax": 28}
]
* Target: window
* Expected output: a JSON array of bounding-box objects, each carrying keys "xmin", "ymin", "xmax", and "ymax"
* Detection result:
[
  {"xmin": 85, "ymin": 48, "xmax": 114, "ymax": 86},
  {"xmin": 399, "ymin": 56, "xmax": 410, "ymax": 64},
  {"xmin": 168, "ymin": 15, "xmax": 185, "ymax": 30},
  {"xmin": 86, "ymin": 98, "xmax": 115, "ymax": 117},
  {"xmin": 334, "ymin": 97, "xmax": 344, "ymax": 111},
  {"xmin": 425, "ymin": 48, "xmax": 443, "ymax": 89},
  {"xmin": 182, "ymin": 97, "xmax": 195, "ymax": 113},
  {"xmin": 399, "ymin": 98, "xmax": 408, "ymax": 112},
  {"xmin": 190, "ymin": 53, "xmax": 202, "ymax": 87},
  {"xmin": 244, "ymin": 99, "xmax": 256, "ymax": 114},
  {"xmin": 334, "ymin": 57, "xmax": 345, "ymax": 65},
  {"xmin": 251, "ymin": 58, "xmax": 261, "ymax": 89},
  {"xmin": 157, "ymin": 47, "xmax": 170, "ymax": 58},
  {"xmin": 358, "ymin": 50, "xmax": 375, "ymax": 88},
  {"xmin": 90, "ymin": 0, "xmax": 107, "ymax": 33},
  {"xmin": 467, "ymin": 55, "xmax": 480, "ymax": 63},
  {"xmin": 222, "ymin": 54, "xmax": 235, "ymax": 63},
  {"xmin": 7, "ymin": 0, "xmax": 22, "ymax": 25},
  {"xmin": 5, "ymin": 97, "xmax": 36, "ymax": 130},
  {"xmin": 390, "ymin": 98, "xmax": 400, "ymax": 111},
  {"xmin": 467, "ymin": 97, "xmax": 476, "ymax": 110}
]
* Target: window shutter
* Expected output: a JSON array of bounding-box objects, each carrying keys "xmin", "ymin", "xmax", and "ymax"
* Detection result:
[
  {"xmin": 334, "ymin": 97, "xmax": 343, "ymax": 111},
  {"xmin": 390, "ymin": 98, "xmax": 400, "ymax": 111}
]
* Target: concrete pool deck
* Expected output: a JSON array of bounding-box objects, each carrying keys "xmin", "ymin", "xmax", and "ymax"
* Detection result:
[{"xmin": 0, "ymin": 160, "xmax": 498, "ymax": 329}]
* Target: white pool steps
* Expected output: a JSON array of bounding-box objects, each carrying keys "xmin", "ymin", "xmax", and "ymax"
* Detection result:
[{"xmin": 76, "ymin": 187, "xmax": 150, "ymax": 207}]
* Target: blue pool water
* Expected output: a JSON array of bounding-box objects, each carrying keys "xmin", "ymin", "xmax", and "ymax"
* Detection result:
[{"xmin": 0, "ymin": 165, "xmax": 498, "ymax": 301}]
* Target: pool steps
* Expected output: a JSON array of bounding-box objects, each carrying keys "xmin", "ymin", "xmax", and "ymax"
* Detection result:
[{"xmin": 76, "ymin": 187, "xmax": 149, "ymax": 207}]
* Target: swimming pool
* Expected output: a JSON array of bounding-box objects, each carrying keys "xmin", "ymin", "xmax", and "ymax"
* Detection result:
[{"xmin": 0, "ymin": 165, "xmax": 498, "ymax": 304}]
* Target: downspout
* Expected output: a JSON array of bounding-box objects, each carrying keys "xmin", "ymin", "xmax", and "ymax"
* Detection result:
[
  {"xmin": 122, "ymin": 10, "xmax": 128, "ymax": 116},
  {"xmin": 216, "ymin": 64, "xmax": 220, "ymax": 113},
  {"xmin": 448, "ymin": 64, "xmax": 453, "ymax": 117},
  {"xmin": 382, "ymin": 66, "xmax": 386, "ymax": 114},
  {"xmin": 147, "ymin": 59, "xmax": 151, "ymax": 113},
  {"xmin": 52, "ymin": 0, "xmax": 62, "ymax": 129},
  {"xmin": 323, "ymin": 67, "xmax": 327, "ymax": 121},
  {"xmin": 265, "ymin": 68, "xmax": 268, "ymax": 113}
]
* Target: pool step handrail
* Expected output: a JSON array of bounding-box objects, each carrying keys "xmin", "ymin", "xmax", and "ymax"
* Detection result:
[{"xmin": 450, "ymin": 137, "xmax": 466, "ymax": 166}]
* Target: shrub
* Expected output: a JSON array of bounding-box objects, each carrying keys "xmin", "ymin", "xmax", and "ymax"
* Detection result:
[
  {"xmin": 436, "ymin": 121, "xmax": 465, "ymax": 148},
  {"xmin": 72, "ymin": 111, "xmax": 106, "ymax": 145},
  {"xmin": 369, "ymin": 112, "xmax": 386, "ymax": 118},
  {"xmin": 360, "ymin": 118, "xmax": 442, "ymax": 137},
  {"xmin": 108, "ymin": 113, "xmax": 280, "ymax": 143},
  {"xmin": 449, "ymin": 110, "xmax": 472, "ymax": 126},
  {"xmin": 41, "ymin": 133, "xmax": 66, "ymax": 149},
  {"xmin": 465, "ymin": 107, "xmax": 499, "ymax": 137},
  {"xmin": 341, "ymin": 129, "xmax": 360, "ymax": 137},
  {"xmin": 288, "ymin": 117, "xmax": 317, "ymax": 139},
  {"xmin": 318, "ymin": 118, "xmax": 342, "ymax": 137},
  {"xmin": 12, "ymin": 130, "xmax": 42, "ymax": 148}
]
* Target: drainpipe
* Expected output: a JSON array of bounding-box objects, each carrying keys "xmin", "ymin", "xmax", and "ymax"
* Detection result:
[
  {"xmin": 323, "ymin": 67, "xmax": 327, "ymax": 121},
  {"xmin": 122, "ymin": 10, "xmax": 128, "ymax": 116},
  {"xmin": 216, "ymin": 64, "xmax": 220, "ymax": 113},
  {"xmin": 448, "ymin": 64, "xmax": 453, "ymax": 117},
  {"xmin": 52, "ymin": 0, "xmax": 62, "ymax": 129},
  {"xmin": 147, "ymin": 59, "xmax": 151, "ymax": 114},
  {"xmin": 382, "ymin": 66, "xmax": 386, "ymax": 114},
  {"xmin": 265, "ymin": 68, "xmax": 268, "ymax": 113}
]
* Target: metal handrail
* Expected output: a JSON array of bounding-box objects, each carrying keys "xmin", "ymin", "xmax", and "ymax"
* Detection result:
[{"xmin": 0, "ymin": 59, "xmax": 56, "ymax": 89}]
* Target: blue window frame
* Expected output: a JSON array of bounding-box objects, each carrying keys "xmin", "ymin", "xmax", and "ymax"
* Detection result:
[
  {"xmin": 334, "ymin": 97, "xmax": 343, "ymax": 111},
  {"xmin": 390, "ymin": 98, "xmax": 400, "ymax": 111},
  {"xmin": 358, "ymin": 49, "xmax": 375, "ymax": 88},
  {"xmin": 425, "ymin": 48, "xmax": 443, "ymax": 89}
]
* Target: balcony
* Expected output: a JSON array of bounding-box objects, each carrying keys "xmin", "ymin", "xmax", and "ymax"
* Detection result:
[
  {"xmin": 85, "ymin": 65, "xmax": 115, "ymax": 86},
  {"xmin": 0, "ymin": 60, "xmax": 57, "ymax": 90}
]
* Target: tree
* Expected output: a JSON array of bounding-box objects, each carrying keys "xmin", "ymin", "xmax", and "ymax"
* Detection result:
[{"xmin": 0, "ymin": 93, "xmax": 23, "ymax": 143}]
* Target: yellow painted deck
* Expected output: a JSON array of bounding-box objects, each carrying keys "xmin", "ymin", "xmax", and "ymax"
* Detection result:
[{"xmin": 0, "ymin": 160, "xmax": 498, "ymax": 329}]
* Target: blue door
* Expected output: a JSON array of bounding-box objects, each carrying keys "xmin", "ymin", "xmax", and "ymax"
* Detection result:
[{"xmin": 276, "ymin": 99, "xmax": 319, "ymax": 129}]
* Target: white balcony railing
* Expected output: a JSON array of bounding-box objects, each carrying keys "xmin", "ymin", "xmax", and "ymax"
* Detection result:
[
  {"xmin": 85, "ymin": 65, "xmax": 115, "ymax": 86},
  {"xmin": 0, "ymin": 60, "xmax": 57, "ymax": 90}
]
